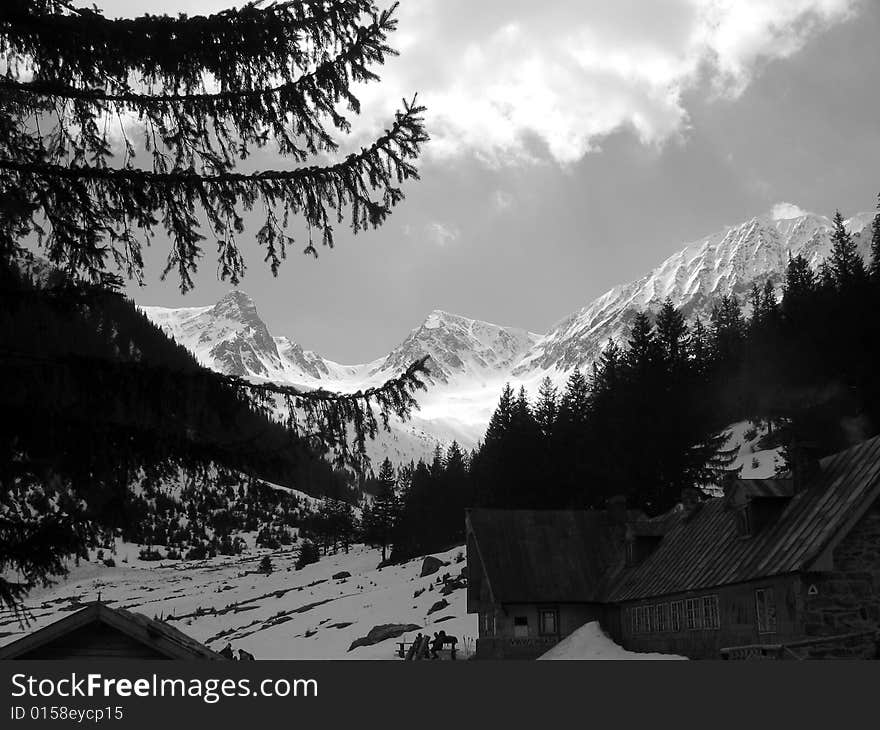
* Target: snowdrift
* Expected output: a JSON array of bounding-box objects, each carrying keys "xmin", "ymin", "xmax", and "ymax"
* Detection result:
[{"xmin": 538, "ymin": 622, "xmax": 686, "ymax": 660}]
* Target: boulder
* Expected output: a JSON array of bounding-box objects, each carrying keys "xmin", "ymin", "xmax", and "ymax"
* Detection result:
[
  {"xmin": 347, "ymin": 623, "xmax": 421, "ymax": 652},
  {"xmin": 427, "ymin": 599, "xmax": 449, "ymax": 616},
  {"xmin": 440, "ymin": 577, "xmax": 466, "ymax": 596},
  {"xmin": 420, "ymin": 556, "xmax": 444, "ymax": 577}
]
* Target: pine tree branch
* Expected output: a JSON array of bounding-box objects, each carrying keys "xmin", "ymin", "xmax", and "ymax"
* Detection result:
[
  {"xmin": 1, "ymin": 100, "xmax": 423, "ymax": 185},
  {"xmin": 0, "ymin": 8, "xmax": 399, "ymax": 163},
  {"xmin": 0, "ymin": 98, "xmax": 428, "ymax": 290},
  {"xmin": 1, "ymin": 0, "xmax": 379, "ymax": 92}
]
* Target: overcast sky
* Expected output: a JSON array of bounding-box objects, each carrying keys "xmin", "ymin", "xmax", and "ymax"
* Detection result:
[{"xmin": 97, "ymin": 0, "xmax": 879, "ymax": 363}]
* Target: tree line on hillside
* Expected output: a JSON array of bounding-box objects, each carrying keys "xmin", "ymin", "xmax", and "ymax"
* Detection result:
[
  {"xmin": 471, "ymin": 204, "xmax": 880, "ymax": 516},
  {"xmin": 289, "ymin": 449, "xmax": 473, "ymax": 564}
]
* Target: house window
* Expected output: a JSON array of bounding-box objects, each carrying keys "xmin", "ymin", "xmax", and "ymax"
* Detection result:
[
  {"xmin": 480, "ymin": 612, "xmax": 496, "ymax": 636},
  {"xmin": 513, "ymin": 615, "xmax": 529, "ymax": 638},
  {"xmin": 539, "ymin": 608, "xmax": 560, "ymax": 636},
  {"xmin": 633, "ymin": 606, "xmax": 647, "ymax": 635},
  {"xmin": 755, "ymin": 588, "xmax": 777, "ymax": 634},
  {"xmin": 657, "ymin": 603, "xmax": 670, "ymax": 633},
  {"xmin": 635, "ymin": 606, "xmax": 647, "ymax": 635},
  {"xmin": 685, "ymin": 597, "xmax": 704, "ymax": 630},
  {"xmin": 702, "ymin": 595, "xmax": 720, "ymax": 630},
  {"xmin": 670, "ymin": 601, "xmax": 684, "ymax": 632}
]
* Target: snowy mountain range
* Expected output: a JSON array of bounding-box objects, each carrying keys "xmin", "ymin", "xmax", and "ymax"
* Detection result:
[{"xmin": 141, "ymin": 205, "xmax": 876, "ymax": 463}]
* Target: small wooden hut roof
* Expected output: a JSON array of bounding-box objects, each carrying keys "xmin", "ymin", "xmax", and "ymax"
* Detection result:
[{"xmin": 0, "ymin": 602, "xmax": 227, "ymax": 660}]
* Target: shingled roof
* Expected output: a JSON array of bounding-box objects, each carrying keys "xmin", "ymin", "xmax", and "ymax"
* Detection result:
[
  {"xmin": 605, "ymin": 434, "xmax": 880, "ymax": 602},
  {"xmin": 466, "ymin": 435, "xmax": 880, "ymax": 608},
  {"xmin": 0, "ymin": 602, "xmax": 227, "ymax": 660},
  {"xmin": 466, "ymin": 508, "xmax": 628, "ymax": 603}
]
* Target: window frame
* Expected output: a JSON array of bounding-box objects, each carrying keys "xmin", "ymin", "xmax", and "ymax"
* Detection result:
[
  {"xmin": 755, "ymin": 588, "xmax": 777, "ymax": 634},
  {"xmin": 670, "ymin": 600, "xmax": 684, "ymax": 632},
  {"xmin": 480, "ymin": 611, "xmax": 496, "ymax": 636},
  {"xmin": 657, "ymin": 602, "xmax": 670, "ymax": 633},
  {"xmin": 685, "ymin": 597, "xmax": 705, "ymax": 630},
  {"xmin": 538, "ymin": 607, "xmax": 560, "ymax": 637},
  {"xmin": 702, "ymin": 595, "xmax": 720, "ymax": 630}
]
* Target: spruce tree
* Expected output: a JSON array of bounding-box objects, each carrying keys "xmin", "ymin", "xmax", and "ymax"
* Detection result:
[
  {"xmin": 0, "ymin": 1, "xmax": 427, "ymax": 289},
  {"xmin": 656, "ymin": 297, "xmax": 688, "ymax": 374},
  {"xmin": 560, "ymin": 367, "xmax": 592, "ymax": 421},
  {"xmin": 870, "ymin": 194, "xmax": 880, "ymax": 283},
  {"xmin": 828, "ymin": 210, "xmax": 867, "ymax": 289},
  {"xmin": 483, "ymin": 383, "xmax": 515, "ymax": 447},
  {"xmin": 688, "ymin": 316, "xmax": 710, "ymax": 375},
  {"xmin": 366, "ymin": 457, "xmax": 399, "ymax": 562},
  {"xmin": 533, "ymin": 376, "xmax": 559, "ymax": 439},
  {"xmin": 709, "ymin": 294, "xmax": 746, "ymax": 365},
  {"xmin": 782, "ymin": 253, "xmax": 816, "ymax": 316},
  {"xmin": 625, "ymin": 312, "xmax": 658, "ymax": 374}
]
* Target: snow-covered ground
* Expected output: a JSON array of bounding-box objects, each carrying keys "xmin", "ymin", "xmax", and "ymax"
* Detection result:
[
  {"xmin": 722, "ymin": 420, "xmax": 786, "ymax": 480},
  {"xmin": 0, "ymin": 544, "xmax": 476, "ymax": 661},
  {"xmin": 538, "ymin": 622, "xmax": 686, "ymax": 660}
]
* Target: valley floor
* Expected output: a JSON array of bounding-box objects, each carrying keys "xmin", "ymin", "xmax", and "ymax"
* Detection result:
[{"xmin": 0, "ymin": 543, "xmax": 476, "ymax": 660}]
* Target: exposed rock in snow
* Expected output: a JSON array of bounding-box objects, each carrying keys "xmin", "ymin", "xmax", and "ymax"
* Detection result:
[
  {"xmin": 420, "ymin": 555, "xmax": 445, "ymax": 577},
  {"xmin": 348, "ymin": 623, "xmax": 421, "ymax": 652}
]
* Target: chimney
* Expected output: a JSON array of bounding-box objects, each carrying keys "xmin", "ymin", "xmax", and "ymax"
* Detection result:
[
  {"xmin": 792, "ymin": 441, "xmax": 821, "ymax": 494},
  {"xmin": 681, "ymin": 486, "xmax": 702, "ymax": 511},
  {"xmin": 607, "ymin": 495, "xmax": 627, "ymax": 526}
]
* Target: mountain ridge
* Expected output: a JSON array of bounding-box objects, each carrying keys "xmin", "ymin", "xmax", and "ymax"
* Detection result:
[{"xmin": 140, "ymin": 205, "xmax": 877, "ymax": 460}]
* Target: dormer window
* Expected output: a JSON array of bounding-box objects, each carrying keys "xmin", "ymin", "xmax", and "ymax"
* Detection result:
[
  {"xmin": 727, "ymin": 479, "xmax": 793, "ymax": 538},
  {"xmin": 626, "ymin": 534, "xmax": 662, "ymax": 565}
]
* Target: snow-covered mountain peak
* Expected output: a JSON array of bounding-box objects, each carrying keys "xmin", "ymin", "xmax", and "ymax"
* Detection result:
[
  {"xmin": 372, "ymin": 309, "xmax": 540, "ymax": 385},
  {"xmin": 141, "ymin": 289, "xmax": 284, "ymax": 379},
  {"xmin": 513, "ymin": 209, "xmax": 874, "ymax": 375},
  {"xmin": 209, "ymin": 289, "xmax": 262, "ymax": 324},
  {"xmin": 140, "ymin": 205, "xmax": 877, "ymax": 462}
]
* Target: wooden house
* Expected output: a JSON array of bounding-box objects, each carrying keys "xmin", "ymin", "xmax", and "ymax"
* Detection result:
[
  {"xmin": 466, "ymin": 507, "xmax": 632, "ymax": 659},
  {"xmin": 467, "ymin": 435, "xmax": 880, "ymax": 659},
  {"xmin": 0, "ymin": 602, "xmax": 226, "ymax": 660}
]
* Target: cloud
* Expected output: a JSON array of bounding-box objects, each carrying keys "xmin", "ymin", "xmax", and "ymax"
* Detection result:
[
  {"xmin": 353, "ymin": 0, "xmax": 858, "ymax": 166},
  {"xmin": 423, "ymin": 222, "xmax": 461, "ymax": 247},
  {"xmin": 771, "ymin": 202, "xmax": 810, "ymax": 220}
]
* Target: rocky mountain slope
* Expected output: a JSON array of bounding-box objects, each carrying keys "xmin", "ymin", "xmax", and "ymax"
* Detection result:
[{"xmin": 141, "ymin": 205, "xmax": 876, "ymax": 462}]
